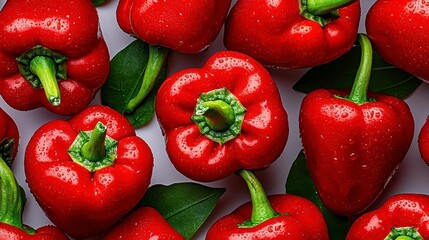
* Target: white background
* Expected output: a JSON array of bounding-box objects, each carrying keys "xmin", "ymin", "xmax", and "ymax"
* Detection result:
[{"xmin": 1, "ymin": 0, "xmax": 428, "ymax": 239}]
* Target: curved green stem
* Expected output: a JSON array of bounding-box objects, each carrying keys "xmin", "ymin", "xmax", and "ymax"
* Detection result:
[
  {"xmin": 29, "ymin": 56, "xmax": 61, "ymax": 106},
  {"xmin": 201, "ymin": 100, "xmax": 235, "ymax": 131},
  {"xmin": 80, "ymin": 122, "xmax": 107, "ymax": 162},
  {"xmin": 0, "ymin": 157, "xmax": 24, "ymax": 229},
  {"xmin": 347, "ymin": 34, "xmax": 373, "ymax": 105},
  {"xmin": 126, "ymin": 45, "xmax": 169, "ymax": 113},
  {"xmin": 305, "ymin": 0, "xmax": 355, "ymax": 15},
  {"xmin": 238, "ymin": 170, "xmax": 278, "ymax": 227}
]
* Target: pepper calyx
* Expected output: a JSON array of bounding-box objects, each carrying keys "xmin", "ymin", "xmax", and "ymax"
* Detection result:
[
  {"xmin": 68, "ymin": 122, "xmax": 118, "ymax": 172},
  {"xmin": 300, "ymin": 0, "xmax": 354, "ymax": 27},
  {"xmin": 385, "ymin": 227, "xmax": 423, "ymax": 240},
  {"xmin": 192, "ymin": 88, "xmax": 246, "ymax": 145},
  {"xmin": 16, "ymin": 45, "xmax": 67, "ymax": 106}
]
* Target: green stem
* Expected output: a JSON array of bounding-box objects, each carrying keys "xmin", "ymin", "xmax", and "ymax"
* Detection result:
[
  {"xmin": 201, "ymin": 100, "xmax": 235, "ymax": 131},
  {"xmin": 80, "ymin": 122, "xmax": 107, "ymax": 162},
  {"xmin": 305, "ymin": 0, "xmax": 356, "ymax": 15},
  {"xmin": 347, "ymin": 34, "xmax": 373, "ymax": 105},
  {"xmin": 29, "ymin": 56, "xmax": 61, "ymax": 106},
  {"xmin": 238, "ymin": 170, "xmax": 278, "ymax": 227},
  {"xmin": 126, "ymin": 45, "xmax": 169, "ymax": 113},
  {"xmin": 0, "ymin": 157, "xmax": 24, "ymax": 229}
]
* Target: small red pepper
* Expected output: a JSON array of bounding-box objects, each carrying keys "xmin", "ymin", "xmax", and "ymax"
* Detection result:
[
  {"xmin": 224, "ymin": 0, "xmax": 360, "ymax": 69},
  {"xmin": 0, "ymin": 108, "xmax": 19, "ymax": 167},
  {"xmin": 155, "ymin": 51, "xmax": 288, "ymax": 182},
  {"xmin": 0, "ymin": 157, "xmax": 69, "ymax": 240},
  {"xmin": 346, "ymin": 193, "xmax": 429, "ymax": 240},
  {"xmin": 206, "ymin": 170, "xmax": 329, "ymax": 239},
  {"xmin": 116, "ymin": 0, "xmax": 231, "ymax": 54},
  {"xmin": 102, "ymin": 207, "xmax": 185, "ymax": 240},
  {"xmin": 366, "ymin": 0, "xmax": 429, "ymax": 83},
  {"xmin": 0, "ymin": 0, "xmax": 110, "ymax": 115},
  {"xmin": 24, "ymin": 105, "xmax": 154, "ymax": 239},
  {"xmin": 299, "ymin": 34, "xmax": 414, "ymax": 216}
]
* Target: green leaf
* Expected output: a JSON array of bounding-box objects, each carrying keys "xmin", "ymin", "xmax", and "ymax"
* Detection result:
[
  {"xmin": 138, "ymin": 182, "xmax": 225, "ymax": 240},
  {"xmin": 101, "ymin": 39, "xmax": 167, "ymax": 128},
  {"xmin": 293, "ymin": 46, "xmax": 422, "ymax": 99},
  {"xmin": 286, "ymin": 150, "xmax": 351, "ymax": 240}
]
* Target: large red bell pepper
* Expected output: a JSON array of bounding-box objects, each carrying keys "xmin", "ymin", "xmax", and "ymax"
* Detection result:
[
  {"xmin": 299, "ymin": 34, "xmax": 414, "ymax": 216},
  {"xmin": 102, "ymin": 207, "xmax": 184, "ymax": 240},
  {"xmin": 224, "ymin": 0, "xmax": 360, "ymax": 69},
  {"xmin": 116, "ymin": 0, "xmax": 231, "ymax": 54},
  {"xmin": 155, "ymin": 51, "xmax": 288, "ymax": 182},
  {"xmin": 346, "ymin": 193, "xmax": 429, "ymax": 239},
  {"xmin": 206, "ymin": 170, "xmax": 329, "ymax": 239},
  {"xmin": 0, "ymin": 108, "xmax": 19, "ymax": 167},
  {"xmin": 24, "ymin": 105, "xmax": 154, "ymax": 239},
  {"xmin": 0, "ymin": 156, "xmax": 69, "ymax": 240},
  {"xmin": 366, "ymin": 0, "xmax": 429, "ymax": 83},
  {"xmin": 0, "ymin": 0, "xmax": 110, "ymax": 115}
]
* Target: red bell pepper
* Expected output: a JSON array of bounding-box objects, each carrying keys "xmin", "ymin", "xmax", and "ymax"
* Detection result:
[
  {"xmin": 116, "ymin": 0, "xmax": 231, "ymax": 54},
  {"xmin": 155, "ymin": 51, "xmax": 288, "ymax": 182},
  {"xmin": 24, "ymin": 105, "xmax": 154, "ymax": 239},
  {"xmin": 418, "ymin": 116, "xmax": 429, "ymax": 165},
  {"xmin": 0, "ymin": 108, "xmax": 19, "ymax": 167},
  {"xmin": 102, "ymin": 207, "xmax": 184, "ymax": 240},
  {"xmin": 0, "ymin": 0, "xmax": 110, "ymax": 115},
  {"xmin": 366, "ymin": 0, "xmax": 429, "ymax": 83},
  {"xmin": 299, "ymin": 34, "xmax": 414, "ymax": 216},
  {"xmin": 0, "ymin": 157, "xmax": 69, "ymax": 240},
  {"xmin": 206, "ymin": 170, "xmax": 329, "ymax": 239},
  {"xmin": 346, "ymin": 193, "xmax": 429, "ymax": 239},
  {"xmin": 224, "ymin": 0, "xmax": 360, "ymax": 69}
]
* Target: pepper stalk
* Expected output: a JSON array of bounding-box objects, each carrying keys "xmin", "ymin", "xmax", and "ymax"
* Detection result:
[
  {"xmin": 68, "ymin": 121, "xmax": 118, "ymax": 172},
  {"xmin": 125, "ymin": 45, "xmax": 169, "ymax": 113},
  {"xmin": 237, "ymin": 169, "xmax": 280, "ymax": 227},
  {"xmin": 347, "ymin": 33, "xmax": 373, "ymax": 105},
  {"xmin": 16, "ymin": 45, "xmax": 67, "ymax": 107},
  {"xmin": 192, "ymin": 88, "xmax": 246, "ymax": 145},
  {"xmin": 0, "ymin": 157, "xmax": 35, "ymax": 234},
  {"xmin": 300, "ymin": 0, "xmax": 356, "ymax": 26}
]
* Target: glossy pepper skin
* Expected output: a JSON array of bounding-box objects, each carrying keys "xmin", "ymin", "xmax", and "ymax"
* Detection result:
[
  {"xmin": 366, "ymin": 0, "xmax": 429, "ymax": 83},
  {"xmin": 102, "ymin": 207, "xmax": 184, "ymax": 240},
  {"xmin": 116, "ymin": 0, "xmax": 231, "ymax": 53},
  {"xmin": 0, "ymin": 0, "xmax": 110, "ymax": 115},
  {"xmin": 155, "ymin": 51, "xmax": 288, "ymax": 182},
  {"xmin": 224, "ymin": 0, "xmax": 360, "ymax": 69},
  {"xmin": 299, "ymin": 34, "xmax": 414, "ymax": 216},
  {"xmin": 0, "ymin": 156, "xmax": 69, "ymax": 240},
  {"xmin": 0, "ymin": 108, "xmax": 19, "ymax": 167},
  {"xmin": 25, "ymin": 105, "xmax": 154, "ymax": 239},
  {"xmin": 418, "ymin": 116, "xmax": 429, "ymax": 165},
  {"xmin": 346, "ymin": 194, "xmax": 429, "ymax": 239},
  {"xmin": 206, "ymin": 170, "xmax": 329, "ymax": 240}
]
